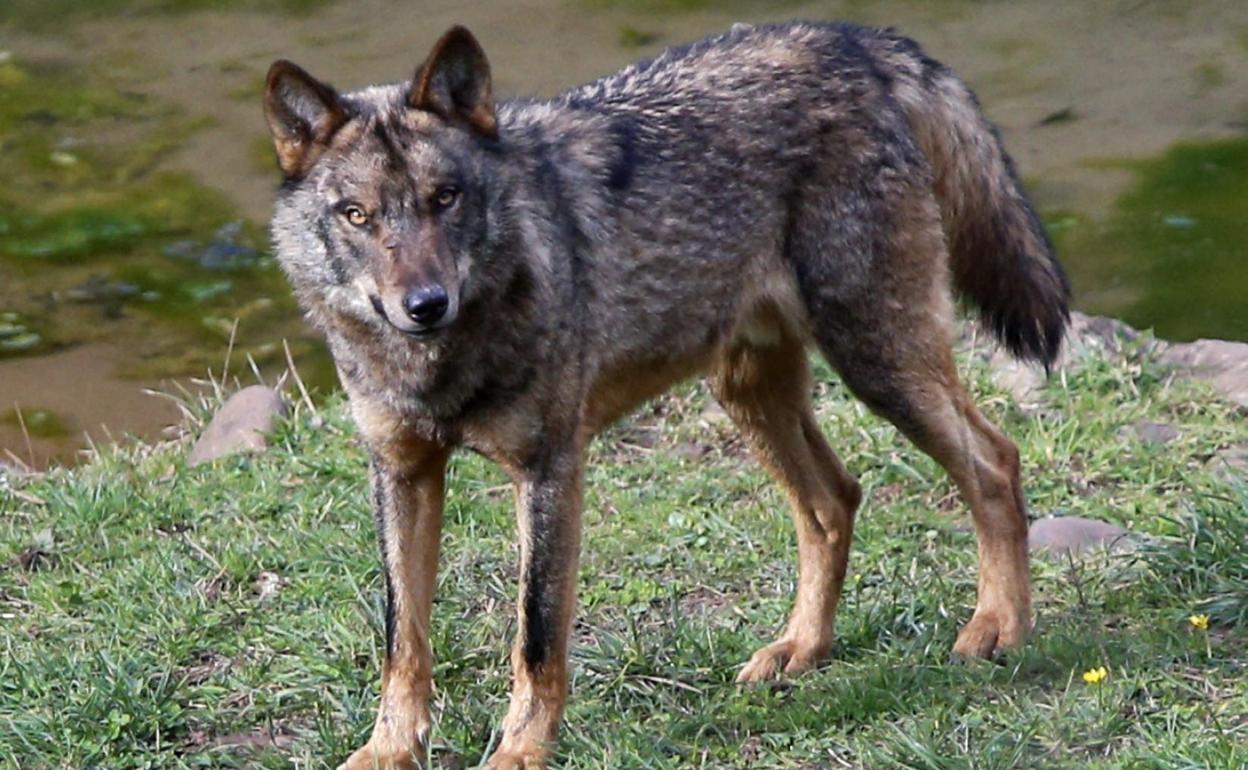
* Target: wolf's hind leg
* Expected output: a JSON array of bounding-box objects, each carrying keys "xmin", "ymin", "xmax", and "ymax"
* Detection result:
[
  {"xmin": 804, "ymin": 207, "xmax": 1033, "ymax": 659},
  {"xmin": 829, "ymin": 338, "xmax": 1031, "ymax": 658},
  {"xmin": 711, "ymin": 331, "xmax": 861, "ymax": 682}
]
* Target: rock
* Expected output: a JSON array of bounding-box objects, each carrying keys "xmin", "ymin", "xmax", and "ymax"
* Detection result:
[
  {"xmin": 1159, "ymin": 338, "xmax": 1248, "ymax": 409},
  {"xmin": 700, "ymin": 401, "xmax": 731, "ymax": 427},
  {"xmin": 672, "ymin": 441, "xmax": 708, "ymax": 461},
  {"xmin": 1210, "ymin": 444, "xmax": 1248, "ymax": 482},
  {"xmin": 986, "ymin": 347, "xmax": 1047, "ymax": 407},
  {"xmin": 1028, "ymin": 515, "xmax": 1135, "ymax": 557},
  {"xmin": 162, "ymin": 220, "xmax": 261, "ymax": 270},
  {"xmin": 1126, "ymin": 420, "xmax": 1180, "ymax": 446},
  {"xmin": 957, "ymin": 311, "xmax": 1146, "ymax": 406},
  {"xmin": 253, "ymin": 570, "xmax": 287, "ymax": 602},
  {"xmin": 188, "ymin": 386, "xmax": 288, "ymax": 466},
  {"xmin": 63, "ymin": 276, "xmax": 140, "ymax": 304},
  {"xmin": 1037, "ymin": 106, "xmax": 1077, "ymax": 126},
  {"xmin": 1057, "ymin": 311, "xmax": 1155, "ymax": 366}
]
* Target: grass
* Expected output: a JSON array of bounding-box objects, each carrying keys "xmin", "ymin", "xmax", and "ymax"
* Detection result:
[{"xmin": 1, "ymin": 341, "xmax": 1246, "ymax": 769}]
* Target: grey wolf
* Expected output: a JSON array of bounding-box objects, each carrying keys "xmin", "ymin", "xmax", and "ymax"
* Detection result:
[{"xmin": 263, "ymin": 20, "xmax": 1068, "ymax": 769}]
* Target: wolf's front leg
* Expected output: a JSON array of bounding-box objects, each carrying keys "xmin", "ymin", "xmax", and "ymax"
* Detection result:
[
  {"xmin": 485, "ymin": 449, "xmax": 585, "ymax": 770},
  {"xmin": 339, "ymin": 446, "xmax": 450, "ymax": 770}
]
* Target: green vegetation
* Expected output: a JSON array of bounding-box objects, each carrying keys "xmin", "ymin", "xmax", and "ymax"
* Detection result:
[
  {"xmin": 0, "ymin": 0, "xmax": 334, "ymax": 32},
  {"xmin": 1051, "ymin": 137, "xmax": 1248, "ymax": 343},
  {"xmin": 0, "ymin": 408, "xmax": 73, "ymax": 439},
  {"xmin": 1, "ymin": 345, "xmax": 1244, "ymax": 768},
  {"xmin": 0, "ymin": 54, "xmax": 331, "ymax": 385},
  {"xmin": 1192, "ymin": 61, "xmax": 1226, "ymax": 92},
  {"xmin": 618, "ymin": 25, "xmax": 661, "ymax": 49}
]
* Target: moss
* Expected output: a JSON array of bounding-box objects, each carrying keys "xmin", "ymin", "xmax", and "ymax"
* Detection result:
[
  {"xmin": 0, "ymin": 53, "xmax": 331, "ymax": 390},
  {"xmin": 1193, "ymin": 61, "xmax": 1225, "ymax": 92},
  {"xmin": 0, "ymin": 312, "xmax": 52, "ymax": 358},
  {"xmin": 1051, "ymin": 137, "xmax": 1248, "ymax": 341},
  {"xmin": 227, "ymin": 74, "xmax": 267, "ymax": 103},
  {"xmin": 619, "ymin": 25, "xmax": 661, "ymax": 49},
  {"xmin": 249, "ymin": 135, "xmax": 280, "ymax": 175},
  {"xmin": 1, "ymin": 407, "xmax": 73, "ymax": 438}
]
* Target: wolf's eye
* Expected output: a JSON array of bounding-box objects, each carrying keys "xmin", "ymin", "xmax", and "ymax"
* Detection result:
[
  {"xmin": 433, "ymin": 187, "xmax": 459, "ymax": 211},
  {"xmin": 342, "ymin": 205, "xmax": 369, "ymax": 227}
]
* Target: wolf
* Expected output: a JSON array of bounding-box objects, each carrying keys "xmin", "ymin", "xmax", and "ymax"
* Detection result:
[{"xmin": 264, "ymin": 20, "xmax": 1068, "ymax": 769}]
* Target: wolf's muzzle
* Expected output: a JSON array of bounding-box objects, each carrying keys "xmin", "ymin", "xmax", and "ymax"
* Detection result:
[{"xmin": 403, "ymin": 285, "xmax": 450, "ymax": 327}]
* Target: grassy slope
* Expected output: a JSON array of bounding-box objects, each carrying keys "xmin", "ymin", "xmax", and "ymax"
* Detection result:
[{"xmin": 1, "ymin": 344, "xmax": 1246, "ymax": 769}]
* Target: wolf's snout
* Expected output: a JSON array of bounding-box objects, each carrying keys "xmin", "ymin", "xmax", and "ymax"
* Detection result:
[{"xmin": 403, "ymin": 285, "xmax": 450, "ymax": 326}]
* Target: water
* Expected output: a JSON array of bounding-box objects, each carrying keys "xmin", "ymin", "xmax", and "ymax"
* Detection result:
[
  {"xmin": 1051, "ymin": 139, "xmax": 1248, "ymax": 342},
  {"xmin": 2, "ymin": 0, "xmax": 1247, "ymax": 466}
]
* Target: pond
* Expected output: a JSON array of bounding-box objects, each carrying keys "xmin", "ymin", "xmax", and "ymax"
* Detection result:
[{"xmin": 2, "ymin": 0, "xmax": 1247, "ymax": 466}]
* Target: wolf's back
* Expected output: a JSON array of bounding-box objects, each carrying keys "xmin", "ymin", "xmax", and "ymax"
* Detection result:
[{"xmin": 891, "ymin": 50, "xmax": 1070, "ymax": 367}]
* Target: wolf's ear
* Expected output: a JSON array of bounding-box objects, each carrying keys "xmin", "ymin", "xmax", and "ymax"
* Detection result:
[
  {"xmin": 264, "ymin": 60, "xmax": 348, "ymax": 178},
  {"xmin": 409, "ymin": 26, "xmax": 497, "ymax": 139}
]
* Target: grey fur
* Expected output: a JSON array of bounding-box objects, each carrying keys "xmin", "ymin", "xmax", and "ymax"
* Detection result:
[
  {"xmin": 271, "ymin": 21, "xmax": 1064, "ymax": 443},
  {"xmin": 266, "ymin": 21, "xmax": 1068, "ymax": 767}
]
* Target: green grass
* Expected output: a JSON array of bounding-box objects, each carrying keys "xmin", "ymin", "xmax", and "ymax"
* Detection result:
[{"xmin": 1, "ymin": 345, "xmax": 1246, "ymax": 768}]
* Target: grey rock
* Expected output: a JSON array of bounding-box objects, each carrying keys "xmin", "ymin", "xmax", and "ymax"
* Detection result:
[
  {"xmin": 986, "ymin": 347, "xmax": 1047, "ymax": 407},
  {"xmin": 188, "ymin": 386, "xmax": 288, "ymax": 466},
  {"xmin": 700, "ymin": 401, "xmax": 731, "ymax": 427},
  {"xmin": 253, "ymin": 570, "xmax": 287, "ymax": 602},
  {"xmin": 1128, "ymin": 420, "xmax": 1180, "ymax": 446},
  {"xmin": 957, "ymin": 311, "xmax": 1143, "ymax": 407},
  {"xmin": 0, "ymin": 460, "xmax": 20, "ymax": 481},
  {"xmin": 1160, "ymin": 338, "xmax": 1248, "ymax": 409},
  {"xmin": 162, "ymin": 220, "xmax": 261, "ymax": 271},
  {"xmin": 1028, "ymin": 515, "xmax": 1135, "ymax": 557},
  {"xmin": 1056, "ymin": 311, "xmax": 1154, "ymax": 366},
  {"xmin": 672, "ymin": 441, "xmax": 708, "ymax": 461},
  {"xmin": 1211, "ymin": 444, "xmax": 1248, "ymax": 482}
]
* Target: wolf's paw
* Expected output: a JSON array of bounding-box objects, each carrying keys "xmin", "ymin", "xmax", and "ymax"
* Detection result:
[
  {"xmin": 951, "ymin": 607, "xmax": 1030, "ymax": 660},
  {"xmin": 336, "ymin": 742, "xmax": 422, "ymax": 770},
  {"xmin": 735, "ymin": 637, "xmax": 829, "ymax": 683},
  {"xmin": 483, "ymin": 744, "xmax": 548, "ymax": 770}
]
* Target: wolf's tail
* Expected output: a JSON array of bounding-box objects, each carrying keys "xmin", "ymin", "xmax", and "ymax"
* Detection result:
[{"xmin": 895, "ymin": 62, "xmax": 1070, "ymax": 367}]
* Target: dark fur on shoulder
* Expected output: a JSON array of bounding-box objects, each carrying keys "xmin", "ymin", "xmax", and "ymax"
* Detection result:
[{"xmin": 265, "ymin": 21, "xmax": 1067, "ymax": 770}]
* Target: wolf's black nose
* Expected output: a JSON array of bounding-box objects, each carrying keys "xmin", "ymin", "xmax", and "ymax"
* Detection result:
[{"xmin": 403, "ymin": 285, "xmax": 449, "ymax": 326}]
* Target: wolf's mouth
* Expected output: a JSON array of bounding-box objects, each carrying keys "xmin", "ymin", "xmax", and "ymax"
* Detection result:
[{"xmin": 399, "ymin": 326, "xmax": 443, "ymax": 340}]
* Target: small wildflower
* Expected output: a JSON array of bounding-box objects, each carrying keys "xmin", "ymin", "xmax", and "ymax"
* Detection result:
[
  {"xmin": 1189, "ymin": 614, "xmax": 1210, "ymax": 630},
  {"xmin": 1082, "ymin": 666, "xmax": 1108, "ymax": 684}
]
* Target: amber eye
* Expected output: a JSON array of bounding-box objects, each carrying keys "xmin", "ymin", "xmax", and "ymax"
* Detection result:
[
  {"xmin": 433, "ymin": 187, "xmax": 459, "ymax": 210},
  {"xmin": 342, "ymin": 204, "xmax": 369, "ymax": 227}
]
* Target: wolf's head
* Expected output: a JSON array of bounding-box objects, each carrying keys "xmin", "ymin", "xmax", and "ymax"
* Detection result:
[{"xmin": 264, "ymin": 27, "xmax": 506, "ymax": 342}]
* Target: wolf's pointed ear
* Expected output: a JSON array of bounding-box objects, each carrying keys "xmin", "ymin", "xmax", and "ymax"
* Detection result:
[
  {"xmin": 409, "ymin": 26, "xmax": 497, "ymax": 139},
  {"xmin": 264, "ymin": 60, "xmax": 348, "ymax": 178}
]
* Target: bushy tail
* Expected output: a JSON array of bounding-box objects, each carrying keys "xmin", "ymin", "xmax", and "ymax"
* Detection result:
[{"xmin": 898, "ymin": 67, "xmax": 1070, "ymax": 367}]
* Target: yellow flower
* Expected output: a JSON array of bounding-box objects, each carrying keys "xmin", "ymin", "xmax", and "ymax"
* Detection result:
[
  {"xmin": 1189, "ymin": 614, "xmax": 1210, "ymax": 630},
  {"xmin": 1082, "ymin": 666, "xmax": 1108, "ymax": 684}
]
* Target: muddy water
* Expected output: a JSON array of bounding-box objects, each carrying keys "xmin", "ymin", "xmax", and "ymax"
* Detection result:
[{"xmin": 2, "ymin": 0, "xmax": 1247, "ymax": 466}]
